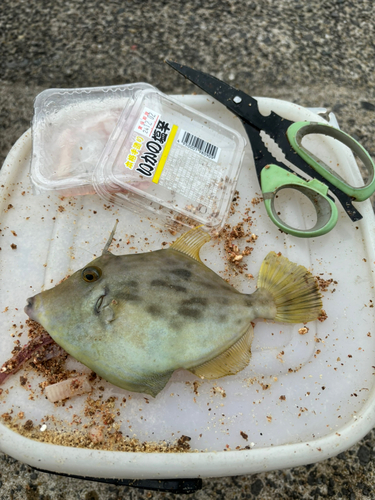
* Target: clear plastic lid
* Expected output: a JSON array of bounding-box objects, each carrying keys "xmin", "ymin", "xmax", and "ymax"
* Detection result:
[
  {"xmin": 93, "ymin": 88, "xmax": 246, "ymax": 230},
  {"xmin": 30, "ymin": 83, "xmax": 155, "ymax": 195}
]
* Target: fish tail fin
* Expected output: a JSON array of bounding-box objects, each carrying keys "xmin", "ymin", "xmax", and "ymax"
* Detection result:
[{"xmin": 257, "ymin": 251, "xmax": 322, "ymax": 323}]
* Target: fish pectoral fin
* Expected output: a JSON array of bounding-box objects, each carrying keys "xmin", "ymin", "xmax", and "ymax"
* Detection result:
[
  {"xmin": 102, "ymin": 306, "xmax": 115, "ymax": 323},
  {"xmin": 169, "ymin": 226, "xmax": 211, "ymax": 263},
  {"xmin": 144, "ymin": 371, "xmax": 174, "ymax": 398},
  {"xmin": 189, "ymin": 325, "xmax": 254, "ymax": 380}
]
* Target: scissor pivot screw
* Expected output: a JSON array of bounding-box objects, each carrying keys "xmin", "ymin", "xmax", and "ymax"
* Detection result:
[{"xmin": 233, "ymin": 96, "xmax": 242, "ymax": 104}]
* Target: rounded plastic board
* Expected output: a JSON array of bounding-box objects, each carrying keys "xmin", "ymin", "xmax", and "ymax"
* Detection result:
[{"xmin": 0, "ymin": 96, "xmax": 374, "ymax": 479}]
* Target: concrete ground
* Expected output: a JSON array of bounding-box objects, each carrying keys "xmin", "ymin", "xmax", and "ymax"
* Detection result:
[{"xmin": 1, "ymin": 0, "xmax": 375, "ymax": 498}]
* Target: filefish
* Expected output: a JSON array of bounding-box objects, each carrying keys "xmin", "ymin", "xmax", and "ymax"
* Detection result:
[{"xmin": 24, "ymin": 225, "xmax": 322, "ymax": 397}]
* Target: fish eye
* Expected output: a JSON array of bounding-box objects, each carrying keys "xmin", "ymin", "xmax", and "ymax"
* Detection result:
[{"xmin": 82, "ymin": 266, "xmax": 102, "ymax": 283}]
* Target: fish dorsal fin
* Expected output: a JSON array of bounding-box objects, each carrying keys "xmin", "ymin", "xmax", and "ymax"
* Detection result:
[
  {"xmin": 169, "ymin": 226, "xmax": 211, "ymax": 263},
  {"xmin": 190, "ymin": 325, "xmax": 254, "ymax": 380}
]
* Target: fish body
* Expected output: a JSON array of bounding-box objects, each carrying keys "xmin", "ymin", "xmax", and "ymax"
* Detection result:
[{"xmin": 25, "ymin": 226, "xmax": 322, "ymax": 397}]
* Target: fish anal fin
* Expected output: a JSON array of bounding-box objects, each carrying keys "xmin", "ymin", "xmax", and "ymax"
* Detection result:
[
  {"xmin": 169, "ymin": 226, "xmax": 211, "ymax": 263},
  {"xmin": 190, "ymin": 325, "xmax": 254, "ymax": 380},
  {"xmin": 144, "ymin": 371, "xmax": 174, "ymax": 398}
]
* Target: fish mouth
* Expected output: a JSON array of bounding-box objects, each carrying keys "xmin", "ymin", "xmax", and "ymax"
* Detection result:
[{"xmin": 24, "ymin": 296, "xmax": 39, "ymax": 321}]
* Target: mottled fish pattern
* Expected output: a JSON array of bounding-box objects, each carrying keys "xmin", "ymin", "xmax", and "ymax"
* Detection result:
[{"xmin": 25, "ymin": 225, "xmax": 322, "ymax": 397}]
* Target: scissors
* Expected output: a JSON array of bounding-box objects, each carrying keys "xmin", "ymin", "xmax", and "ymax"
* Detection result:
[{"xmin": 166, "ymin": 60, "xmax": 375, "ymax": 238}]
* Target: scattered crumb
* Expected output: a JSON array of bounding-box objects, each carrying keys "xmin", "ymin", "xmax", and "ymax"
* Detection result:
[
  {"xmin": 298, "ymin": 327, "xmax": 309, "ymax": 335},
  {"xmin": 3, "ymin": 419, "xmax": 194, "ymax": 453},
  {"xmin": 240, "ymin": 431, "xmax": 248, "ymax": 441},
  {"xmin": 318, "ymin": 309, "xmax": 328, "ymax": 322},
  {"xmin": 193, "ymin": 380, "xmax": 200, "ymax": 395},
  {"xmin": 176, "ymin": 435, "xmax": 191, "ymax": 450},
  {"xmin": 316, "ymin": 275, "xmax": 337, "ymax": 293},
  {"xmin": 23, "ymin": 420, "xmax": 33, "ymax": 431},
  {"xmin": 213, "ymin": 196, "xmax": 257, "ymax": 274},
  {"xmin": 259, "ymin": 382, "xmax": 270, "ymax": 390},
  {"xmin": 212, "ymin": 386, "xmax": 226, "ymax": 397}
]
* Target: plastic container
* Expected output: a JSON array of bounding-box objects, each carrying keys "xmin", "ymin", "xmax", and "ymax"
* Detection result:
[
  {"xmin": 93, "ymin": 88, "xmax": 246, "ymax": 231},
  {"xmin": 31, "ymin": 84, "xmax": 246, "ymax": 231},
  {"xmin": 1, "ymin": 96, "xmax": 375, "ymax": 481},
  {"xmin": 30, "ymin": 83, "xmax": 155, "ymax": 195}
]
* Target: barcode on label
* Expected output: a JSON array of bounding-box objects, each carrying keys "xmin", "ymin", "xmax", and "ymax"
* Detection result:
[{"xmin": 177, "ymin": 130, "xmax": 220, "ymax": 162}]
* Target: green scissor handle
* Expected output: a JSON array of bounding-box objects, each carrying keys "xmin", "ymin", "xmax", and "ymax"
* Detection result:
[
  {"xmin": 287, "ymin": 121, "xmax": 375, "ymax": 201},
  {"xmin": 261, "ymin": 165, "xmax": 338, "ymax": 238}
]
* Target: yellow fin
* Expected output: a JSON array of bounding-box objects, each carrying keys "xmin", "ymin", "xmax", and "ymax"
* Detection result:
[
  {"xmin": 189, "ymin": 325, "xmax": 254, "ymax": 379},
  {"xmin": 257, "ymin": 252, "xmax": 322, "ymax": 323},
  {"xmin": 169, "ymin": 226, "xmax": 211, "ymax": 263},
  {"xmin": 144, "ymin": 371, "xmax": 174, "ymax": 398}
]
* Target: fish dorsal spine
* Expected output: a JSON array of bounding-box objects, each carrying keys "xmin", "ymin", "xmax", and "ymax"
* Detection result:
[
  {"xmin": 102, "ymin": 219, "xmax": 119, "ymax": 254},
  {"xmin": 169, "ymin": 226, "xmax": 211, "ymax": 263}
]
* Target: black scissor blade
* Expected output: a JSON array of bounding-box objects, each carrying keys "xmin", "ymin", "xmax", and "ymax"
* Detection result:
[
  {"xmin": 166, "ymin": 60, "xmax": 295, "ymax": 139},
  {"xmin": 166, "ymin": 61, "xmax": 363, "ymax": 223},
  {"xmin": 241, "ymin": 120, "xmax": 293, "ymax": 178},
  {"xmin": 165, "ymin": 60, "xmax": 267, "ymax": 129}
]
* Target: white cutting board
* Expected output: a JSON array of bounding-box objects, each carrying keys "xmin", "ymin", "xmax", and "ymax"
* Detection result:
[{"xmin": 0, "ymin": 96, "xmax": 374, "ymax": 479}]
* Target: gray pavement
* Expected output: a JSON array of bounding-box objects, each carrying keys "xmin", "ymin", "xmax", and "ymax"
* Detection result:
[{"xmin": 1, "ymin": 0, "xmax": 375, "ymax": 498}]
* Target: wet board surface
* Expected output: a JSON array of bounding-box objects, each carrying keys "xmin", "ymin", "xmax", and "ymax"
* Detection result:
[{"xmin": 0, "ymin": 96, "xmax": 375, "ymax": 479}]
